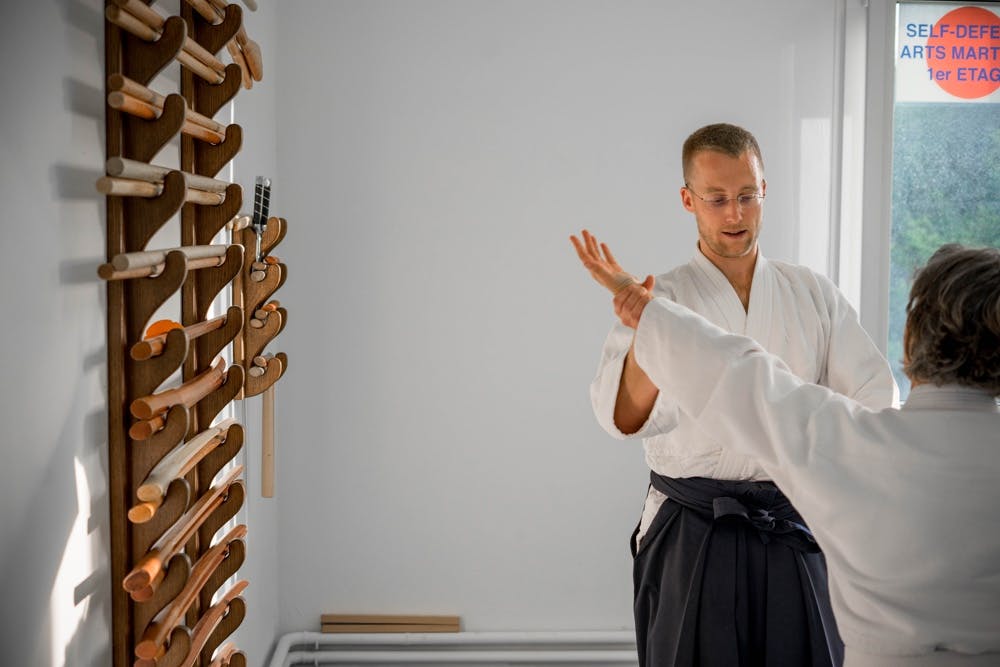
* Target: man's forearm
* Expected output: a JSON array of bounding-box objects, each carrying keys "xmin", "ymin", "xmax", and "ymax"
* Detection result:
[{"xmin": 613, "ymin": 340, "xmax": 660, "ymax": 434}]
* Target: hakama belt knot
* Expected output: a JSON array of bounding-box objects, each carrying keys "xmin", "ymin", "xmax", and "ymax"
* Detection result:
[{"xmin": 652, "ymin": 474, "xmax": 820, "ymax": 552}]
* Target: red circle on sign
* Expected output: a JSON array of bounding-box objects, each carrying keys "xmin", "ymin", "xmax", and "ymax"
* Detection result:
[{"xmin": 926, "ymin": 6, "xmax": 1000, "ymax": 99}]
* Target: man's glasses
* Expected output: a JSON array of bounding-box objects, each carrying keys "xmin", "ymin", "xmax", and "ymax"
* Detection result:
[{"xmin": 684, "ymin": 184, "xmax": 764, "ymax": 210}]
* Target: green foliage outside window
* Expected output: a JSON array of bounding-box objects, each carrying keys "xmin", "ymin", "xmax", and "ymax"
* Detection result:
[{"xmin": 890, "ymin": 102, "xmax": 1000, "ymax": 397}]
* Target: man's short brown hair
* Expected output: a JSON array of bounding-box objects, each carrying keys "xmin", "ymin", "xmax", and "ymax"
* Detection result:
[{"xmin": 682, "ymin": 123, "xmax": 764, "ymax": 182}]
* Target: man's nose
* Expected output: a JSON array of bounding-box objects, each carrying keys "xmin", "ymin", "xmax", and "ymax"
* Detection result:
[{"xmin": 724, "ymin": 199, "xmax": 743, "ymax": 221}]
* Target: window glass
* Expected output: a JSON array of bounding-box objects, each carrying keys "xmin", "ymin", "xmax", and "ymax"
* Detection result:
[{"xmin": 890, "ymin": 2, "xmax": 1000, "ymax": 398}]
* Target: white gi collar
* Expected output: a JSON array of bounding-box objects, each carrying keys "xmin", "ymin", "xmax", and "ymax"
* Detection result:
[{"xmin": 902, "ymin": 383, "xmax": 999, "ymax": 413}]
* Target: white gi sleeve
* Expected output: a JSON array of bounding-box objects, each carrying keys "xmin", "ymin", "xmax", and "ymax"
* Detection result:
[
  {"xmin": 632, "ymin": 297, "xmax": 865, "ymax": 475},
  {"xmin": 590, "ymin": 320, "xmax": 680, "ymax": 440},
  {"xmin": 816, "ymin": 273, "xmax": 899, "ymax": 410}
]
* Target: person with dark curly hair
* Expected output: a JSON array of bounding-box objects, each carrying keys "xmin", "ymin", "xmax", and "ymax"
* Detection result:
[{"xmin": 572, "ymin": 237, "xmax": 1000, "ymax": 667}]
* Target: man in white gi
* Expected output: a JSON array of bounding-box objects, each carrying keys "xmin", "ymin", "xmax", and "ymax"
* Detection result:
[
  {"xmin": 577, "ymin": 123, "xmax": 897, "ymax": 667},
  {"xmin": 573, "ymin": 238, "xmax": 1000, "ymax": 667}
]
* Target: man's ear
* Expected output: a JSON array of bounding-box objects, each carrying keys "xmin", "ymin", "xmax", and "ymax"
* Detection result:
[{"xmin": 680, "ymin": 187, "xmax": 695, "ymax": 213}]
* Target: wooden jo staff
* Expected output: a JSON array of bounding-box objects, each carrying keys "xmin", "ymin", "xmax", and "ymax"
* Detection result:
[
  {"xmin": 182, "ymin": 0, "xmax": 251, "ymax": 88},
  {"xmin": 122, "ymin": 464, "xmax": 243, "ymax": 596},
  {"xmin": 112, "ymin": 0, "xmax": 227, "ymax": 77},
  {"xmin": 95, "ymin": 176, "xmax": 224, "ymax": 204},
  {"xmin": 262, "ymin": 383, "xmax": 275, "ymax": 497},
  {"xmin": 127, "ymin": 418, "xmax": 237, "ymax": 523},
  {"xmin": 134, "ymin": 523, "xmax": 247, "ymax": 660},
  {"xmin": 107, "ymin": 157, "xmax": 229, "ymax": 193},
  {"xmin": 131, "ymin": 314, "xmax": 228, "ymax": 361},
  {"xmin": 106, "ymin": 91, "xmax": 225, "ymax": 145},
  {"xmin": 111, "ymin": 244, "xmax": 228, "ymax": 272},
  {"xmin": 207, "ymin": 642, "xmax": 238, "ymax": 667},
  {"xmin": 107, "ymin": 74, "xmax": 226, "ymax": 137},
  {"xmin": 184, "ymin": 0, "xmax": 264, "ymax": 82},
  {"xmin": 105, "ymin": 4, "xmax": 225, "ymax": 84},
  {"xmin": 129, "ymin": 413, "xmax": 168, "ymax": 441},
  {"xmin": 97, "ymin": 252, "xmax": 225, "ymax": 281},
  {"xmin": 130, "ymin": 357, "xmax": 226, "ymax": 420},
  {"xmin": 211, "ymin": 0, "xmax": 263, "ymax": 82}
]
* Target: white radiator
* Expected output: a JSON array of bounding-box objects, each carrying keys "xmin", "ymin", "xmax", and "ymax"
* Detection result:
[{"xmin": 268, "ymin": 630, "xmax": 639, "ymax": 667}]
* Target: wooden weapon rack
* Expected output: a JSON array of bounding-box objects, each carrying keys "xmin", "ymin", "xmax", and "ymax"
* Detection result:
[{"xmin": 102, "ymin": 1, "xmax": 286, "ymax": 665}]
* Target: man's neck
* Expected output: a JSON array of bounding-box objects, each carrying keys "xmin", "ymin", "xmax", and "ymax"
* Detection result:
[{"xmin": 698, "ymin": 242, "xmax": 758, "ymax": 309}]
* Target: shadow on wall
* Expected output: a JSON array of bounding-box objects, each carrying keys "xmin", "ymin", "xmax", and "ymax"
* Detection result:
[{"xmin": 0, "ymin": 407, "xmax": 111, "ymax": 666}]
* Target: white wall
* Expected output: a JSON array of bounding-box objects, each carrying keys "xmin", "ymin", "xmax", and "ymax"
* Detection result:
[
  {"xmin": 272, "ymin": 0, "xmax": 841, "ymax": 638},
  {"xmin": 0, "ymin": 1, "xmax": 280, "ymax": 665}
]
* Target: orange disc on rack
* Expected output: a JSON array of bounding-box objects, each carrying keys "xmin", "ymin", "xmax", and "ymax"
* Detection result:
[
  {"xmin": 263, "ymin": 255, "xmax": 279, "ymax": 264},
  {"xmin": 144, "ymin": 319, "xmax": 182, "ymax": 339}
]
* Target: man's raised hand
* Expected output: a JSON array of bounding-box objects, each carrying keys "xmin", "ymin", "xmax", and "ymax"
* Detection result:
[{"xmin": 570, "ymin": 229, "xmax": 654, "ymax": 328}]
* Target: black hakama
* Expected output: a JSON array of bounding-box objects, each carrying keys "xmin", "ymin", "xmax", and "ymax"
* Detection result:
[{"xmin": 631, "ymin": 474, "xmax": 843, "ymax": 667}]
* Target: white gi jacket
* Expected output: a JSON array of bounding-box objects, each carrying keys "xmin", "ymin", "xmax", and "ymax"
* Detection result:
[
  {"xmin": 590, "ymin": 251, "xmax": 898, "ymax": 542},
  {"xmin": 633, "ymin": 297, "xmax": 1000, "ymax": 664}
]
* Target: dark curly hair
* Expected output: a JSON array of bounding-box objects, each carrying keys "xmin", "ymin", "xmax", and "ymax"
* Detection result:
[
  {"xmin": 682, "ymin": 123, "xmax": 764, "ymax": 182},
  {"xmin": 904, "ymin": 243, "xmax": 1000, "ymax": 395}
]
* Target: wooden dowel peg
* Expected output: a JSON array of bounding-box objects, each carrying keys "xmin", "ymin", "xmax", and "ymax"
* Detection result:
[
  {"xmin": 106, "ymin": 157, "xmax": 229, "ymax": 193},
  {"xmin": 98, "ymin": 254, "xmax": 224, "ymax": 281},
  {"xmin": 136, "ymin": 419, "xmax": 236, "ymax": 503},
  {"xmin": 248, "ymin": 317, "xmax": 264, "ymax": 329},
  {"xmin": 130, "ymin": 357, "xmax": 225, "ymax": 420},
  {"xmin": 122, "ymin": 465, "xmax": 242, "ymax": 594},
  {"xmin": 249, "ymin": 270, "xmax": 266, "ymax": 282},
  {"xmin": 262, "ymin": 383, "xmax": 274, "ymax": 497},
  {"xmin": 107, "ymin": 75, "xmax": 226, "ymax": 133},
  {"xmin": 134, "ymin": 524, "xmax": 247, "ymax": 660},
  {"xmin": 251, "ymin": 355, "xmax": 269, "ymax": 367},
  {"xmin": 131, "ymin": 314, "xmax": 227, "ymax": 361}
]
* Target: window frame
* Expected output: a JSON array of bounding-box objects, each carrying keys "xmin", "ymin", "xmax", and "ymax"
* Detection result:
[{"xmin": 856, "ymin": 0, "xmax": 898, "ymax": 354}]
